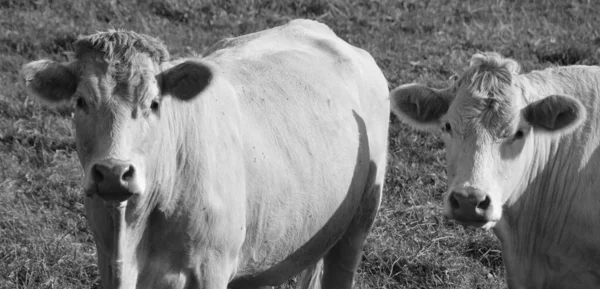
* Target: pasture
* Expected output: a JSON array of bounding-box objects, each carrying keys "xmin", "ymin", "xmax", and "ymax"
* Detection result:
[{"xmin": 1, "ymin": 0, "xmax": 599, "ymax": 288}]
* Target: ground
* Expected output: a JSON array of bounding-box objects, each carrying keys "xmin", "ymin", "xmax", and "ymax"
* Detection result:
[{"xmin": 1, "ymin": 0, "xmax": 599, "ymax": 288}]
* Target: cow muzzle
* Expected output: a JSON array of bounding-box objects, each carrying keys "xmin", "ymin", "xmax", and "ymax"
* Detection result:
[
  {"xmin": 445, "ymin": 187, "xmax": 499, "ymax": 228},
  {"xmin": 89, "ymin": 160, "xmax": 142, "ymax": 202}
]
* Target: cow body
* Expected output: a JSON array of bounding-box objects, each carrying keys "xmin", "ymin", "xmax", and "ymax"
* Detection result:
[
  {"xmin": 390, "ymin": 52, "xmax": 600, "ymax": 288},
  {"xmin": 21, "ymin": 19, "xmax": 389, "ymax": 289}
]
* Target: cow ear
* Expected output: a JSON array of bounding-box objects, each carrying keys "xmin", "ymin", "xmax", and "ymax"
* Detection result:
[
  {"xmin": 20, "ymin": 60, "xmax": 78, "ymax": 104},
  {"xmin": 523, "ymin": 94, "xmax": 586, "ymax": 134},
  {"xmin": 390, "ymin": 83, "xmax": 454, "ymax": 131},
  {"xmin": 158, "ymin": 60, "xmax": 213, "ymax": 101}
]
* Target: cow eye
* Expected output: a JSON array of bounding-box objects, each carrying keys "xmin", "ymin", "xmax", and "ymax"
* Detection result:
[
  {"xmin": 76, "ymin": 96, "xmax": 87, "ymax": 110},
  {"xmin": 514, "ymin": 130, "xmax": 524, "ymax": 140},
  {"xmin": 443, "ymin": 122, "xmax": 452, "ymax": 133},
  {"xmin": 150, "ymin": 100, "xmax": 160, "ymax": 111}
]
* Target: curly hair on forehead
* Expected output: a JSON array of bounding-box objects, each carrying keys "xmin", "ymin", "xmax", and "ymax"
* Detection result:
[
  {"xmin": 72, "ymin": 30, "xmax": 170, "ymax": 83},
  {"xmin": 455, "ymin": 52, "xmax": 522, "ymax": 137},
  {"xmin": 73, "ymin": 30, "xmax": 169, "ymax": 64},
  {"xmin": 457, "ymin": 52, "xmax": 520, "ymax": 98}
]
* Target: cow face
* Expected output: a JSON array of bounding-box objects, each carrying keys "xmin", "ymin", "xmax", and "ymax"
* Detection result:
[
  {"xmin": 390, "ymin": 53, "xmax": 586, "ymax": 228},
  {"xmin": 21, "ymin": 31, "xmax": 212, "ymax": 203}
]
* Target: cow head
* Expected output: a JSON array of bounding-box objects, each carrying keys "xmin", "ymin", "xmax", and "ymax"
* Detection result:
[
  {"xmin": 390, "ymin": 52, "xmax": 586, "ymax": 228},
  {"xmin": 21, "ymin": 31, "xmax": 213, "ymax": 203}
]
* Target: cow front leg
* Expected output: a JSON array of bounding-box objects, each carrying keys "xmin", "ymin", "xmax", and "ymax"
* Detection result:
[
  {"xmin": 321, "ymin": 183, "xmax": 382, "ymax": 289},
  {"xmin": 185, "ymin": 252, "xmax": 240, "ymax": 289}
]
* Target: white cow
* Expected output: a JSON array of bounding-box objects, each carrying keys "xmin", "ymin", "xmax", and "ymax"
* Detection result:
[
  {"xmin": 390, "ymin": 52, "xmax": 600, "ymax": 288},
  {"xmin": 21, "ymin": 19, "xmax": 390, "ymax": 289}
]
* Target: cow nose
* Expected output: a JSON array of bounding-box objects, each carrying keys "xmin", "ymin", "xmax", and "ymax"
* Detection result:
[
  {"xmin": 91, "ymin": 161, "xmax": 136, "ymax": 202},
  {"xmin": 447, "ymin": 189, "xmax": 492, "ymax": 223}
]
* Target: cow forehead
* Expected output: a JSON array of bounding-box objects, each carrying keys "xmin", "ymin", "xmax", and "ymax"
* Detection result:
[
  {"xmin": 73, "ymin": 30, "xmax": 169, "ymax": 64},
  {"xmin": 71, "ymin": 30, "xmax": 168, "ymax": 104},
  {"xmin": 75, "ymin": 54, "xmax": 159, "ymax": 105},
  {"xmin": 77, "ymin": 51, "xmax": 159, "ymax": 80},
  {"xmin": 446, "ymin": 53, "xmax": 525, "ymax": 138},
  {"xmin": 446, "ymin": 86, "xmax": 522, "ymax": 138}
]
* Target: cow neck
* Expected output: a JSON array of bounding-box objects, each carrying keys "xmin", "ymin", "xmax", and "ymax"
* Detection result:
[
  {"xmin": 496, "ymin": 132, "xmax": 599, "ymax": 286},
  {"xmin": 495, "ymin": 71, "xmax": 600, "ymax": 284},
  {"xmin": 101, "ymin": 90, "xmax": 201, "ymax": 288},
  {"xmin": 145, "ymin": 97, "xmax": 192, "ymax": 214}
]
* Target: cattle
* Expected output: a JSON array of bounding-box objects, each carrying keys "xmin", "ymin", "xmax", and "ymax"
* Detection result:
[
  {"xmin": 20, "ymin": 19, "xmax": 390, "ymax": 289},
  {"xmin": 389, "ymin": 52, "xmax": 600, "ymax": 288}
]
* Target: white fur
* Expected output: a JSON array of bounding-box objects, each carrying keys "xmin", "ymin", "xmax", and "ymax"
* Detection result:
[
  {"xmin": 28, "ymin": 19, "xmax": 390, "ymax": 289},
  {"xmin": 393, "ymin": 52, "xmax": 600, "ymax": 288}
]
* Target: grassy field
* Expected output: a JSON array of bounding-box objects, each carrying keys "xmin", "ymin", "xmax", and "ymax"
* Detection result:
[{"xmin": 1, "ymin": 0, "xmax": 599, "ymax": 288}]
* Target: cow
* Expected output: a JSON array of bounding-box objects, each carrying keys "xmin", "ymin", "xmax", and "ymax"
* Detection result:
[
  {"xmin": 389, "ymin": 51, "xmax": 600, "ymax": 288},
  {"xmin": 20, "ymin": 19, "xmax": 390, "ymax": 289}
]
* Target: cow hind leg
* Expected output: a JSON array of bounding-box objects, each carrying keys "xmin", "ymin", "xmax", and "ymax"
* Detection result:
[{"xmin": 321, "ymin": 183, "xmax": 382, "ymax": 289}]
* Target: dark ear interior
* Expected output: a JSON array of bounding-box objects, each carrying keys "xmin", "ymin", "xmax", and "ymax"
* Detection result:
[
  {"xmin": 158, "ymin": 60, "xmax": 213, "ymax": 101},
  {"xmin": 21, "ymin": 60, "xmax": 78, "ymax": 103},
  {"xmin": 523, "ymin": 94, "xmax": 585, "ymax": 132},
  {"xmin": 391, "ymin": 84, "xmax": 453, "ymax": 124}
]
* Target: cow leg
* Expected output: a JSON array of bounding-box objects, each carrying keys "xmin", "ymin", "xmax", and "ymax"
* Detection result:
[
  {"xmin": 191, "ymin": 269, "xmax": 230, "ymax": 288},
  {"xmin": 186, "ymin": 252, "xmax": 239, "ymax": 289},
  {"xmin": 297, "ymin": 259, "xmax": 323, "ymax": 289},
  {"xmin": 321, "ymin": 183, "xmax": 382, "ymax": 289}
]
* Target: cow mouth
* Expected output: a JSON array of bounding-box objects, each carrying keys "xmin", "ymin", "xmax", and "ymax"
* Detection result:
[
  {"xmin": 97, "ymin": 191, "xmax": 134, "ymax": 202},
  {"xmin": 452, "ymin": 219, "xmax": 498, "ymax": 230},
  {"xmin": 84, "ymin": 186, "xmax": 138, "ymax": 202}
]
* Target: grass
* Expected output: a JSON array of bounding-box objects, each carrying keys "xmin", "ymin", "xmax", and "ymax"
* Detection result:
[{"xmin": 1, "ymin": 0, "xmax": 599, "ymax": 288}]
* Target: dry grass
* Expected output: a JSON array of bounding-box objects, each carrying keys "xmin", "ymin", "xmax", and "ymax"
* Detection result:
[{"xmin": 1, "ymin": 0, "xmax": 599, "ymax": 288}]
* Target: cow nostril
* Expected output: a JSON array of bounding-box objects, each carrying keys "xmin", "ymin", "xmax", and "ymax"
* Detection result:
[
  {"xmin": 121, "ymin": 165, "xmax": 135, "ymax": 182},
  {"xmin": 477, "ymin": 195, "xmax": 491, "ymax": 210},
  {"xmin": 449, "ymin": 192, "xmax": 460, "ymax": 209},
  {"xmin": 92, "ymin": 164, "xmax": 104, "ymax": 183}
]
